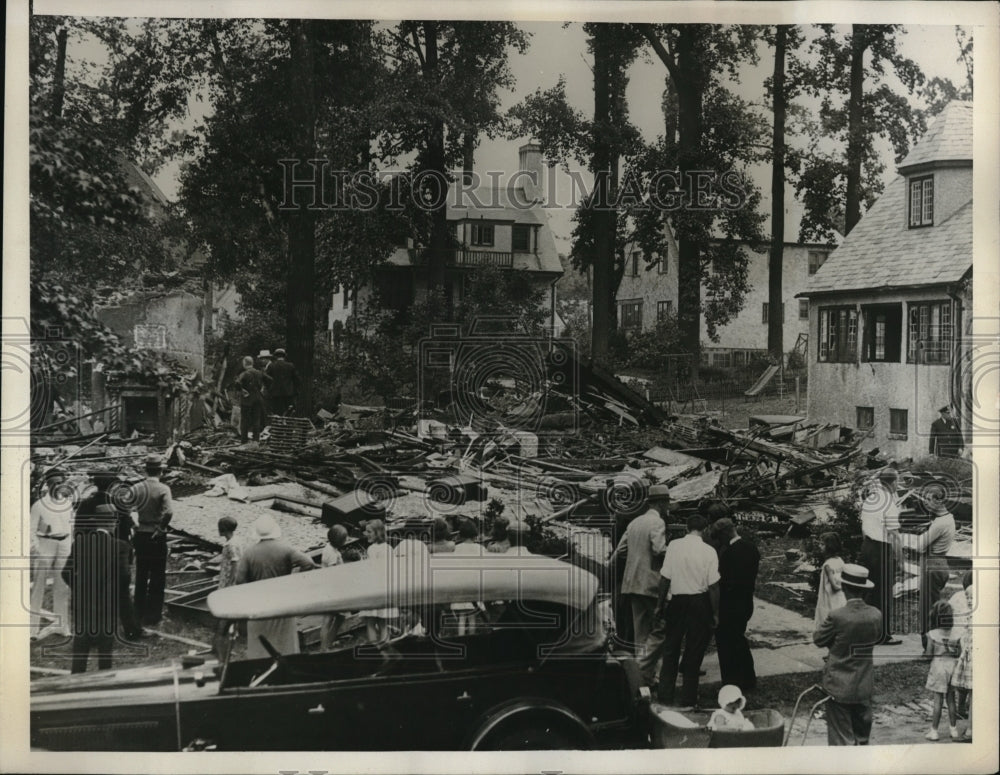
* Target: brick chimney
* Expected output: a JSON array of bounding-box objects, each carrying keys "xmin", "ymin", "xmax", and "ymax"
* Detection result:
[{"xmin": 518, "ymin": 142, "xmax": 544, "ymax": 202}]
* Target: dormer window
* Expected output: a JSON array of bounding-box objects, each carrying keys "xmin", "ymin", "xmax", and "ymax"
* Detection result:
[{"xmin": 909, "ymin": 175, "xmax": 934, "ymax": 227}]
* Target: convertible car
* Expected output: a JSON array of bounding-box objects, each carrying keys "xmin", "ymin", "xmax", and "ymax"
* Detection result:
[{"xmin": 31, "ymin": 554, "xmax": 650, "ymax": 751}]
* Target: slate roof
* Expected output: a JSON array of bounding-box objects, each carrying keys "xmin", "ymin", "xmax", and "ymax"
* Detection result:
[
  {"xmin": 804, "ymin": 101, "xmax": 972, "ymax": 296},
  {"xmin": 898, "ymin": 101, "xmax": 973, "ymax": 171}
]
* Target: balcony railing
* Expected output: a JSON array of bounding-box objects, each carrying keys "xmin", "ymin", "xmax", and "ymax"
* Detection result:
[{"xmin": 408, "ymin": 248, "xmax": 515, "ymax": 268}]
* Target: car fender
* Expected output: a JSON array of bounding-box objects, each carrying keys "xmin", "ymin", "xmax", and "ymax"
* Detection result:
[{"xmin": 467, "ymin": 697, "xmax": 594, "ymax": 750}]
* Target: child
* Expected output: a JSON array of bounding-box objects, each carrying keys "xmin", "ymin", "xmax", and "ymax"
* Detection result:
[
  {"xmin": 212, "ymin": 516, "xmax": 241, "ymax": 658},
  {"xmin": 951, "ymin": 582, "xmax": 973, "ymax": 741},
  {"xmin": 924, "ymin": 600, "xmax": 960, "ymax": 740},
  {"xmin": 707, "ymin": 684, "xmax": 755, "ymax": 731},
  {"xmin": 814, "ymin": 532, "xmax": 847, "ymax": 629},
  {"xmin": 320, "ymin": 525, "xmax": 348, "ymax": 650}
]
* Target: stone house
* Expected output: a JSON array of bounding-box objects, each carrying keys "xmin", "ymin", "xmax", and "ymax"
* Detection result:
[
  {"xmin": 328, "ymin": 144, "xmax": 564, "ymax": 336},
  {"xmin": 615, "ymin": 228, "xmax": 835, "ymax": 369},
  {"xmin": 799, "ymin": 101, "xmax": 973, "ymax": 460}
]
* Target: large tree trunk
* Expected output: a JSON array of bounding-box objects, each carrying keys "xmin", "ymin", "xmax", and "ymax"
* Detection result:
[
  {"xmin": 590, "ymin": 25, "xmax": 615, "ymax": 364},
  {"xmin": 287, "ymin": 20, "xmax": 317, "ymax": 415},
  {"xmin": 845, "ymin": 25, "xmax": 867, "ymax": 235},
  {"xmin": 422, "ymin": 22, "xmax": 449, "ymax": 298},
  {"xmin": 768, "ymin": 25, "xmax": 787, "ymax": 362},
  {"xmin": 52, "ymin": 27, "xmax": 68, "ymax": 119},
  {"xmin": 674, "ymin": 30, "xmax": 704, "ymax": 376}
]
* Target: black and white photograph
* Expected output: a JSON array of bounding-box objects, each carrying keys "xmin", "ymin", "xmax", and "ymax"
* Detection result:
[{"xmin": 2, "ymin": 0, "xmax": 998, "ymax": 772}]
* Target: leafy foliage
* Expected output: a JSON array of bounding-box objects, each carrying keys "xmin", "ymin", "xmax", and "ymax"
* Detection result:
[
  {"xmin": 335, "ymin": 266, "xmax": 547, "ymax": 400},
  {"xmin": 30, "ymin": 278, "xmax": 201, "ymax": 421},
  {"xmin": 793, "ymin": 24, "xmax": 927, "ymax": 241}
]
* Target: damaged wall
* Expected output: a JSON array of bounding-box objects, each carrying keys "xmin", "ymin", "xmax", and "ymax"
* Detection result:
[{"xmin": 96, "ymin": 290, "xmax": 206, "ymax": 375}]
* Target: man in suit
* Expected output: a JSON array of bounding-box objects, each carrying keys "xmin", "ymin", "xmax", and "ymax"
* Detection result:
[
  {"xmin": 929, "ymin": 406, "xmax": 964, "ymax": 457},
  {"xmin": 264, "ymin": 347, "xmax": 299, "ymax": 416},
  {"xmin": 612, "ymin": 485, "xmax": 670, "ymax": 654},
  {"xmin": 711, "ymin": 518, "xmax": 761, "ymax": 692},
  {"xmin": 813, "ymin": 564, "xmax": 882, "ymax": 745}
]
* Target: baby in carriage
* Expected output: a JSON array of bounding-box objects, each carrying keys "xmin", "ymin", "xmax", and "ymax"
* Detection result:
[{"xmin": 708, "ymin": 685, "xmax": 755, "ymax": 731}]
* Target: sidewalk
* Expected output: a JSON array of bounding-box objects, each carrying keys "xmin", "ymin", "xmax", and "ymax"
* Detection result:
[{"xmin": 699, "ymin": 598, "xmax": 926, "ymax": 686}]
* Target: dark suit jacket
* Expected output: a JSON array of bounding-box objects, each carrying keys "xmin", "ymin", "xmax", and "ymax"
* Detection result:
[
  {"xmin": 265, "ymin": 359, "xmax": 299, "ymax": 398},
  {"xmin": 813, "ymin": 597, "xmax": 882, "ymax": 703},
  {"xmin": 718, "ymin": 537, "xmax": 760, "ymax": 621},
  {"xmin": 929, "ymin": 417, "xmax": 964, "ymax": 456}
]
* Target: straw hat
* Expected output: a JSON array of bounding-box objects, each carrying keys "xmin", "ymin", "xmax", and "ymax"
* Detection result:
[{"xmin": 840, "ymin": 563, "xmax": 875, "ymax": 590}]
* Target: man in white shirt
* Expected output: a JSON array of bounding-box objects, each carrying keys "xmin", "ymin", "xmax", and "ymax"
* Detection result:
[
  {"xmin": 639, "ymin": 513, "xmax": 720, "ymax": 707},
  {"xmin": 30, "ymin": 469, "xmax": 74, "ymax": 639},
  {"xmin": 858, "ymin": 468, "xmax": 902, "ymax": 645}
]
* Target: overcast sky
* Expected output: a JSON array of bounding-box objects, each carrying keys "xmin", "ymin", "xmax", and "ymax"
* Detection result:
[{"xmin": 135, "ymin": 22, "xmax": 970, "ymax": 252}]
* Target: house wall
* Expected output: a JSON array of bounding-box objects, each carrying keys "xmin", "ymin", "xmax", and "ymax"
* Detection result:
[
  {"xmin": 806, "ymin": 287, "xmax": 959, "ymax": 460},
  {"xmin": 701, "ymin": 244, "xmax": 822, "ymax": 355},
  {"xmin": 615, "ymin": 237, "xmax": 829, "ymax": 360},
  {"xmin": 615, "ymin": 229, "xmax": 681, "ymax": 331},
  {"xmin": 96, "ymin": 291, "xmax": 206, "ymax": 375}
]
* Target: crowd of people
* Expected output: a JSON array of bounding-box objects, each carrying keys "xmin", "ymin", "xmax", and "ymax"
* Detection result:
[
  {"xmin": 31, "ymin": 437, "xmax": 971, "ymax": 747},
  {"xmin": 233, "ymin": 347, "xmax": 300, "ymax": 443},
  {"xmin": 610, "ymin": 467, "xmax": 970, "ymax": 747},
  {"xmin": 30, "ymin": 453, "xmax": 174, "ymax": 672}
]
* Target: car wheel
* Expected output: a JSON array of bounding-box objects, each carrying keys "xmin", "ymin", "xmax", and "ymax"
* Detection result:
[{"xmin": 477, "ymin": 720, "xmax": 589, "ymax": 750}]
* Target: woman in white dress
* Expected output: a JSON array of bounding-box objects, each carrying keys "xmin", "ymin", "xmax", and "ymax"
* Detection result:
[{"xmin": 359, "ymin": 520, "xmax": 396, "ymax": 643}]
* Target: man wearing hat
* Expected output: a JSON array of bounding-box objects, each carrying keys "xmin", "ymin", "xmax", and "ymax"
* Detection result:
[
  {"xmin": 235, "ymin": 355, "xmax": 270, "ymax": 442},
  {"xmin": 77, "ymin": 471, "xmax": 144, "ymax": 639},
  {"xmin": 235, "ymin": 515, "xmax": 318, "ymax": 659},
  {"xmin": 264, "ymin": 347, "xmax": 299, "ymax": 416},
  {"xmin": 131, "ymin": 454, "xmax": 174, "ymax": 626},
  {"xmin": 62, "ymin": 499, "xmax": 132, "ymax": 672},
  {"xmin": 858, "ymin": 469, "xmax": 903, "ymax": 645},
  {"xmin": 613, "ymin": 485, "xmax": 670, "ymax": 655},
  {"xmin": 929, "ymin": 406, "xmax": 964, "ymax": 457},
  {"xmin": 813, "ymin": 564, "xmax": 883, "ymax": 745}
]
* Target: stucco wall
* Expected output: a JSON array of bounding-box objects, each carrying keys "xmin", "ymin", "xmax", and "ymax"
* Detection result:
[
  {"xmin": 615, "ymin": 237, "xmax": 828, "ymax": 356},
  {"xmin": 96, "ymin": 291, "xmax": 206, "ymax": 375},
  {"xmin": 806, "ymin": 287, "xmax": 960, "ymax": 460}
]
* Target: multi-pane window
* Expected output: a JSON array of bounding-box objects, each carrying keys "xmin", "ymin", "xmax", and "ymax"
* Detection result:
[
  {"xmin": 470, "ymin": 223, "xmax": 495, "ymax": 246},
  {"xmin": 808, "ymin": 251, "xmax": 829, "ymax": 275},
  {"xmin": 818, "ymin": 306, "xmax": 858, "ymax": 363},
  {"xmin": 713, "ymin": 351, "xmax": 732, "ymax": 368},
  {"xmin": 630, "ymin": 251, "xmax": 641, "ymax": 277},
  {"xmin": 619, "ymin": 299, "xmax": 643, "ymax": 330},
  {"xmin": 512, "ymin": 224, "xmax": 531, "ymax": 252},
  {"xmin": 909, "ymin": 176, "xmax": 934, "ymax": 227},
  {"xmin": 856, "ymin": 406, "xmax": 875, "ymax": 430},
  {"xmin": 657, "ymin": 300, "xmax": 673, "ymax": 321},
  {"xmin": 889, "ymin": 408, "xmax": 909, "ymax": 439},
  {"xmin": 762, "ymin": 302, "xmax": 785, "ymax": 324},
  {"xmin": 799, "ymin": 300, "xmax": 809, "ymax": 320},
  {"xmin": 861, "ymin": 304, "xmax": 902, "ymax": 363},
  {"xmin": 907, "ymin": 300, "xmax": 952, "ymax": 364}
]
